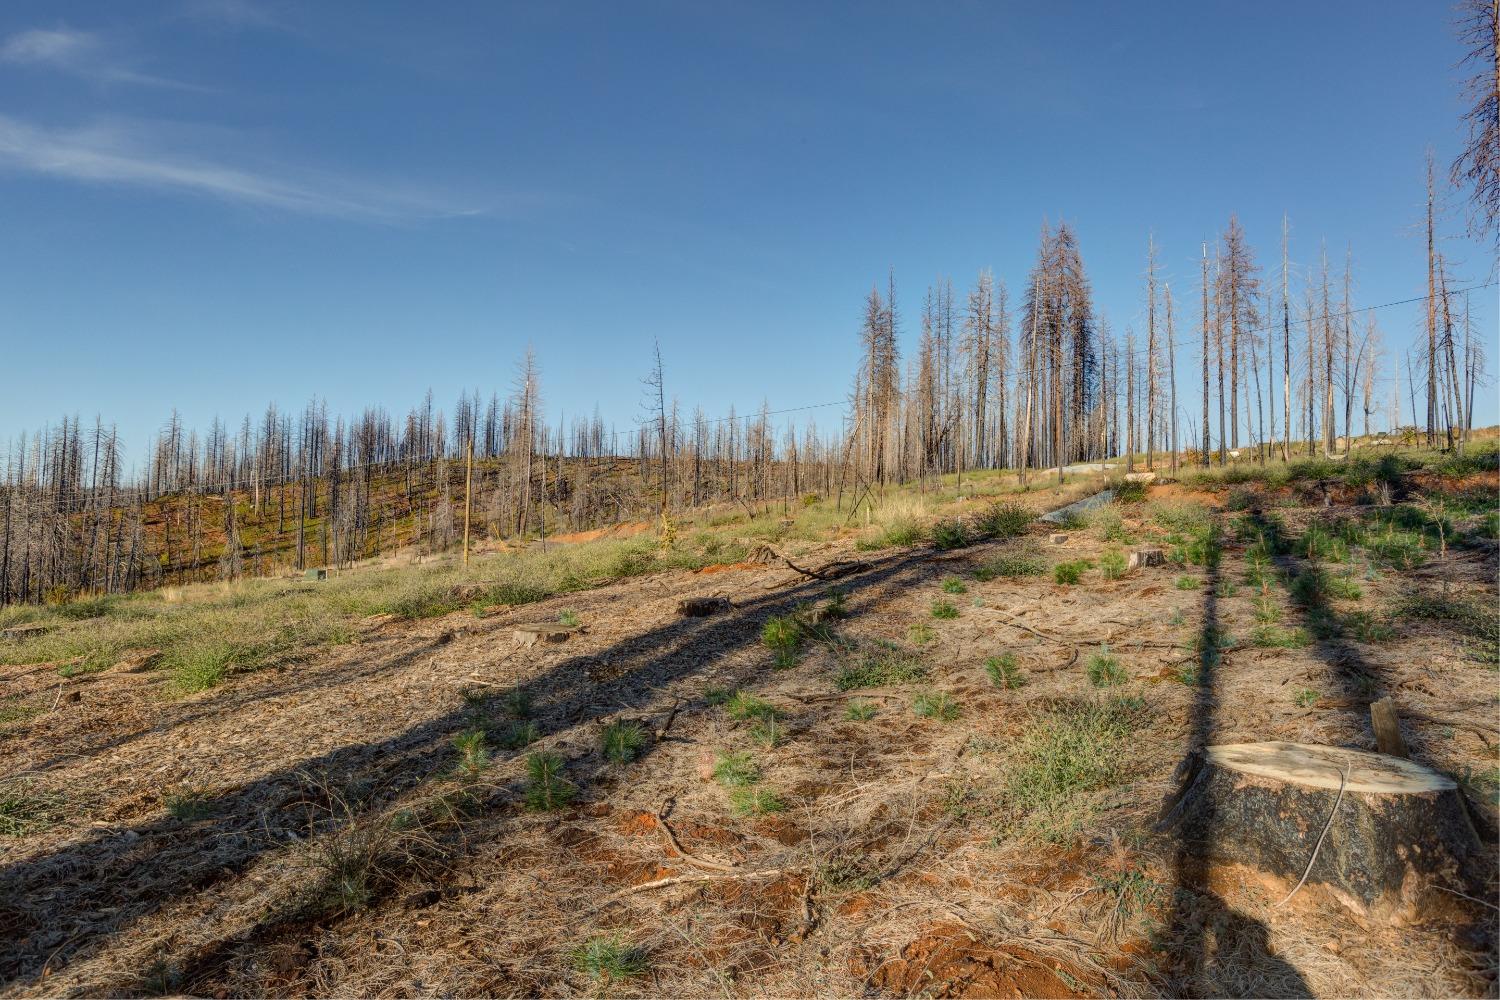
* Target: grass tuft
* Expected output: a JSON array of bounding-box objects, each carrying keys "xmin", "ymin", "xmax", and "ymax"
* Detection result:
[
  {"xmin": 1003, "ymin": 697, "xmax": 1144, "ymax": 842},
  {"xmin": 984, "ymin": 653, "xmax": 1025, "ymax": 689},
  {"xmin": 1086, "ymin": 646, "xmax": 1127, "ymax": 687},
  {"xmin": 912, "ymin": 690, "xmax": 960, "ymax": 721},
  {"xmin": 724, "ymin": 691, "xmax": 779, "ymax": 721},
  {"xmin": 749, "ymin": 717, "xmax": 786, "ymax": 747},
  {"xmin": 729, "ymin": 787, "xmax": 785, "ymax": 815},
  {"xmin": 712, "ymin": 751, "xmax": 761, "ymax": 786},
  {"xmin": 835, "ymin": 641, "xmax": 927, "ymax": 689},
  {"xmin": 570, "ymin": 935, "xmax": 648, "ymax": 983}
]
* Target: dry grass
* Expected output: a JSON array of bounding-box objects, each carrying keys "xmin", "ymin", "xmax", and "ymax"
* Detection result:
[{"xmin": 0, "ymin": 448, "xmax": 1494, "ymax": 998}]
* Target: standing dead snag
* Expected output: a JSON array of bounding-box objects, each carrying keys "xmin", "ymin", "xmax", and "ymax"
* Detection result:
[{"xmin": 1161, "ymin": 742, "xmax": 1483, "ymax": 921}]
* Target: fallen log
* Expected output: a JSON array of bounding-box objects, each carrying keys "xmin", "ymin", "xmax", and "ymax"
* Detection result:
[{"xmin": 1161, "ymin": 741, "xmax": 1483, "ymax": 921}]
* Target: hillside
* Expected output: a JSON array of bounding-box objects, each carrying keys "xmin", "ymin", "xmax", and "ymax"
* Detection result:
[{"xmin": 1, "ymin": 446, "xmax": 1496, "ymax": 997}]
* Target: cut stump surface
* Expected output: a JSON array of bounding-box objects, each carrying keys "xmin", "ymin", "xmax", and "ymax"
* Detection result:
[{"xmin": 1163, "ymin": 741, "xmax": 1481, "ymax": 921}]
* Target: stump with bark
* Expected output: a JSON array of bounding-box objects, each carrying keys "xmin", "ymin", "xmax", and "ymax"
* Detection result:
[
  {"xmin": 1161, "ymin": 741, "xmax": 1483, "ymax": 921},
  {"xmin": 676, "ymin": 597, "xmax": 732, "ymax": 617}
]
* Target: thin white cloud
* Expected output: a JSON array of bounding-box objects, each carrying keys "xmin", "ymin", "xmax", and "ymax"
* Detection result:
[
  {"xmin": 180, "ymin": 0, "xmax": 283, "ymax": 30},
  {"xmin": 0, "ymin": 114, "xmax": 484, "ymax": 221},
  {"xmin": 0, "ymin": 26, "xmax": 205, "ymax": 91},
  {"xmin": 1, "ymin": 27, "xmax": 99, "ymax": 65}
]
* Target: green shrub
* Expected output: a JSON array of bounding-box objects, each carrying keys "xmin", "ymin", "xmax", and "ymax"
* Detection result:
[
  {"xmin": 1294, "ymin": 688, "xmax": 1320, "ymax": 708},
  {"xmin": 163, "ymin": 788, "xmax": 213, "ymax": 821},
  {"xmin": 1174, "ymin": 575, "xmax": 1201, "ymax": 590},
  {"xmin": 843, "ymin": 699, "xmax": 877, "ymax": 721},
  {"xmin": 931, "ymin": 519, "xmax": 969, "ymax": 551},
  {"xmin": 1253, "ymin": 594, "xmax": 1281, "ymax": 623},
  {"xmin": 941, "ymin": 577, "xmax": 968, "ymax": 595},
  {"xmin": 1054, "ymin": 560, "xmax": 1091, "ymax": 585},
  {"xmin": 451, "ymin": 728, "xmax": 490, "ymax": 779},
  {"xmin": 1098, "ymin": 549, "xmax": 1128, "ymax": 581},
  {"xmin": 978, "ymin": 502, "xmax": 1033, "ymax": 539},
  {"xmin": 1112, "ymin": 479, "xmax": 1149, "ymax": 504},
  {"xmin": 601, "ymin": 720, "xmax": 647, "ymax": 764},
  {"xmin": 496, "ymin": 720, "xmax": 541, "ymax": 751},
  {"xmin": 907, "ymin": 622, "xmax": 935, "ymax": 644},
  {"xmin": 1057, "ymin": 509, "xmax": 1092, "ymax": 531},
  {"xmin": 930, "ymin": 599, "xmax": 959, "ymax": 620},
  {"xmin": 1324, "ymin": 574, "xmax": 1363, "ymax": 600},
  {"xmin": 523, "ymin": 752, "xmax": 576, "ymax": 811},
  {"xmin": 761, "ymin": 615, "xmax": 801, "ymax": 652}
]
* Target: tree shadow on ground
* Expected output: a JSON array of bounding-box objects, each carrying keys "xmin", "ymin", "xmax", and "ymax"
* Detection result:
[
  {"xmin": 1160, "ymin": 516, "xmax": 1313, "ymax": 998},
  {"xmin": 0, "ymin": 542, "xmax": 941, "ymax": 991}
]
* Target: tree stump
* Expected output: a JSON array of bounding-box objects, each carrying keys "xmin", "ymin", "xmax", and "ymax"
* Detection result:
[
  {"xmin": 677, "ymin": 597, "xmax": 732, "ymax": 617},
  {"xmin": 1162, "ymin": 741, "xmax": 1483, "ymax": 921},
  {"xmin": 512, "ymin": 624, "xmax": 576, "ymax": 648},
  {"xmin": 1128, "ymin": 547, "xmax": 1166, "ymax": 570}
]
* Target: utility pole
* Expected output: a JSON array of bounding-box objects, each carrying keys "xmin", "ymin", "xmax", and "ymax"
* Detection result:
[
  {"xmin": 1166, "ymin": 282, "xmax": 1179, "ymax": 475},
  {"xmin": 462, "ymin": 437, "xmax": 473, "ymax": 567}
]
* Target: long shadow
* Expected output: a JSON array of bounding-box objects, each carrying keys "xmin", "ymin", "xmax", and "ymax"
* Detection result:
[
  {"xmin": 12, "ymin": 631, "xmax": 465, "ymax": 775},
  {"xmin": 1160, "ymin": 516, "xmax": 1312, "ymax": 998},
  {"xmin": 1242, "ymin": 506, "xmax": 1406, "ymax": 722},
  {"xmin": 0, "ymin": 542, "xmax": 942, "ymax": 990}
]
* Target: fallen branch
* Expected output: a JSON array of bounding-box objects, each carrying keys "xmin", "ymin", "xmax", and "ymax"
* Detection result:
[
  {"xmin": 599, "ymin": 865, "xmax": 803, "ymax": 904},
  {"xmin": 654, "ymin": 699, "xmax": 683, "ymax": 742},
  {"xmin": 653, "ymin": 799, "xmax": 737, "ymax": 873}
]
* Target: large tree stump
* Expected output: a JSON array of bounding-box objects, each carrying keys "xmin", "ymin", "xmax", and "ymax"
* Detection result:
[{"xmin": 1162, "ymin": 742, "xmax": 1483, "ymax": 921}]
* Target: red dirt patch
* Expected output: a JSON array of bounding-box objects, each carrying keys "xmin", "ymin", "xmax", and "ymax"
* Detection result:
[
  {"xmin": 753, "ymin": 815, "xmax": 809, "ymax": 846},
  {"xmin": 548, "ymin": 520, "xmax": 652, "ymax": 545},
  {"xmin": 1149, "ymin": 483, "xmax": 1225, "ymax": 506},
  {"xmin": 866, "ymin": 922, "xmax": 1097, "ymax": 998},
  {"xmin": 555, "ymin": 823, "xmax": 678, "ymax": 886}
]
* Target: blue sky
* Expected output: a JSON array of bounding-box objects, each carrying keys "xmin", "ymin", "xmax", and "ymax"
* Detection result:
[{"xmin": 0, "ymin": 1, "xmax": 1493, "ymax": 466}]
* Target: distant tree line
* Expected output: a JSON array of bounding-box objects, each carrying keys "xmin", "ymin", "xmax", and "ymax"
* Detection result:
[{"xmin": 845, "ymin": 208, "xmax": 1488, "ymax": 497}]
